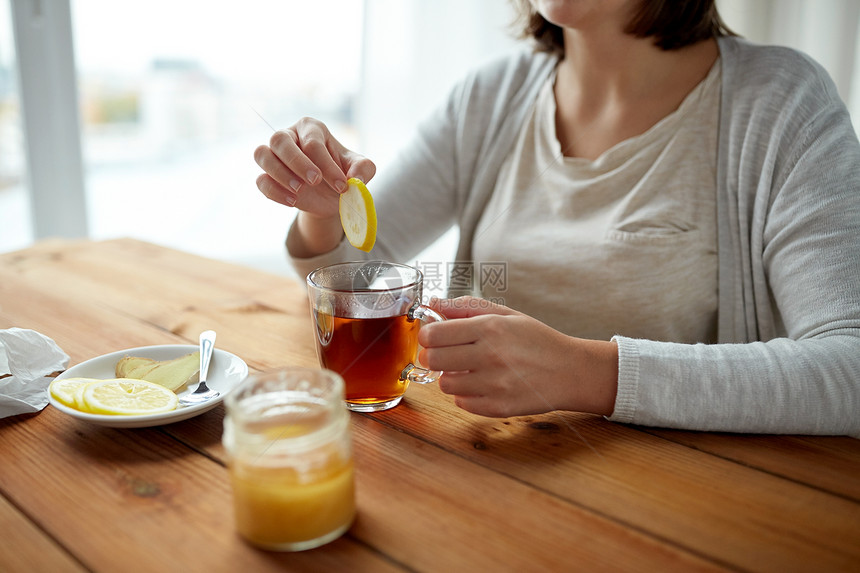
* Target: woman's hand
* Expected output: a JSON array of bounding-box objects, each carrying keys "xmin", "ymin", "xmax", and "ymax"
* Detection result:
[
  {"xmin": 420, "ymin": 297, "xmax": 619, "ymax": 418},
  {"xmin": 254, "ymin": 117, "xmax": 376, "ymax": 256},
  {"xmin": 254, "ymin": 117, "xmax": 376, "ymax": 215}
]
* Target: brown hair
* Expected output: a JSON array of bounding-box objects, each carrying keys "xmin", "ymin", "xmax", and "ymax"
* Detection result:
[{"xmin": 513, "ymin": 0, "xmax": 737, "ymax": 55}]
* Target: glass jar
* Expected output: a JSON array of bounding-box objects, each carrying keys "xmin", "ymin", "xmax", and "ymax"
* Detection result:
[{"xmin": 223, "ymin": 368, "xmax": 355, "ymax": 551}]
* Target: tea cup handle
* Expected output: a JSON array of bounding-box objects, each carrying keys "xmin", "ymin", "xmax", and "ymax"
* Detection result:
[{"xmin": 401, "ymin": 304, "xmax": 446, "ymax": 384}]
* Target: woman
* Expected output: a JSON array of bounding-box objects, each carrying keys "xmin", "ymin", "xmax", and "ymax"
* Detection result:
[{"xmin": 254, "ymin": 0, "xmax": 860, "ymax": 435}]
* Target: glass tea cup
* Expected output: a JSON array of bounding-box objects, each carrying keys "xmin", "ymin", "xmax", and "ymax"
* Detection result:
[
  {"xmin": 306, "ymin": 260, "xmax": 445, "ymax": 412},
  {"xmin": 222, "ymin": 368, "xmax": 355, "ymax": 551}
]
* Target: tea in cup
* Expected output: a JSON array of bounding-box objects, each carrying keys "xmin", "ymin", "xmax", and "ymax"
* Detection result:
[{"xmin": 306, "ymin": 261, "xmax": 445, "ymax": 412}]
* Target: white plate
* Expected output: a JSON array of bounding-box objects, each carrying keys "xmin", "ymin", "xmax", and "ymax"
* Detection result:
[{"xmin": 49, "ymin": 345, "xmax": 249, "ymax": 428}]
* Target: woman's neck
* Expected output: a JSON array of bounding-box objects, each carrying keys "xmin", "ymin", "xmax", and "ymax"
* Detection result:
[{"xmin": 553, "ymin": 30, "xmax": 719, "ymax": 159}]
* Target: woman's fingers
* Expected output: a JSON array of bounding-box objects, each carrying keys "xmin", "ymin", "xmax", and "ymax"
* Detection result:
[
  {"xmin": 453, "ymin": 394, "xmax": 517, "ymax": 419},
  {"xmin": 254, "ymin": 144, "xmax": 302, "ymax": 193},
  {"xmin": 437, "ymin": 371, "xmax": 483, "ymax": 397},
  {"xmin": 268, "ymin": 127, "xmax": 328, "ymax": 188},
  {"xmin": 343, "ymin": 149, "xmax": 377, "ymax": 184},
  {"xmin": 429, "ymin": 296, "xmax": 519, "ymax": 320},
  {"xmin": 419, "ymin": 313, "xmax": 485, "ymax": 348},
  {"xmin": 261, "ymin": 119, "xmax": 346, "ymax": 193},
  {"xmin": 255, "ymin": 172, "xmax": 296, "ymax": 207},
  {"xmin": 254, "ymin": 117, "xmax": 377, "ymax": 223},
  {"xmin": 256, "ymin": 118, "xmax": 377, "ymax": 204},
  {"xmin": 438, "ymin": 372, "xmax": 520, "ymax": 418},
  {"xmin": 422, "ymin": 342, "xmax": 481, "ymax": 373},
  {"xmin": 294, "ymin": 118, "xmax": 348, "ymax": 192}
]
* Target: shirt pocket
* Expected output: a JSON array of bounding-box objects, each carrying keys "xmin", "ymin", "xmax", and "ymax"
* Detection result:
[{"xmin": 606, "ymin": 216, "xmax": 698, "ymax": 245}]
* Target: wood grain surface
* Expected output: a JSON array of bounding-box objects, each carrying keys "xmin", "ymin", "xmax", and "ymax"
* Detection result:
[{"xmin": 1, "ymin": 239, "xmax": 858, "ymax": 572}]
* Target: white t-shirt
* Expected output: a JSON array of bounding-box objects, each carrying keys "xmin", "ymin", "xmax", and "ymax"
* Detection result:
[{"xmin": 473, "ymin": 60, "xmax": 722, "ymax": 344}]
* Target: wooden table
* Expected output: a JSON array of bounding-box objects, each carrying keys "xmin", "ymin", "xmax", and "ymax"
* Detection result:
[{"xmin": 1, "ymin": 238, "xmax": 858, "ymax": 572}]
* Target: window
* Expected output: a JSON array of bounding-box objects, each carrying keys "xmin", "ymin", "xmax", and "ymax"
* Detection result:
[
  {"xmin": 6, "ymin": 0, "xmax": 856, "ymax": 277},
  {"xmin": 0, "ymin": 0, "xmax": 30, "ymax": 252},
  {"xmin": 71, "ymin": 0, "xmax": 364, "ymax": 274}
]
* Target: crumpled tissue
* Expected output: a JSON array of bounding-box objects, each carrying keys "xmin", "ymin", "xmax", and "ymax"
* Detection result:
[{"xmin": 0, "ymin": 328, "xmax": 70, "ymax": 418}]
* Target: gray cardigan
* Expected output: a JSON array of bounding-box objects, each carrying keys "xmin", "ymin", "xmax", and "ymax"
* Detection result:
[{"xmin": 291, "ymin": 37, "xmax": 860, "ymax": 436}]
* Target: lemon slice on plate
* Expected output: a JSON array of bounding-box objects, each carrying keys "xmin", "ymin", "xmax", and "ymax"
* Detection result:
[
  {"xmin": 82, "ymin": 378, "xmax": 179, "ymax": 416},
  {"xmin": 339, "ymin": 177, "xmax": 377, "ymax": 252},
  {"xmin": 50, "ymin": 377, "xmax": 95, "ymax": 410}
]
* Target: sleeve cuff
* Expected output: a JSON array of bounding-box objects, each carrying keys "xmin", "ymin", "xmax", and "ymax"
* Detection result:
[{"xmin": 606, "ymin": 335, "xmax": 640, "ymax": 424}]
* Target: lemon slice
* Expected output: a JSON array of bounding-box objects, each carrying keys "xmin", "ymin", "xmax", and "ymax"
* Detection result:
[
  {"xmin": 50, "ymin": 377, "xmax": 96, "ymax": 410},
  {"xmin": 339, "ymin": 177, "xmax": 377, "ymax": 252},
  {"xmin": 82, "ymin": 378, "xmax": 179, "ymax": 416}
]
